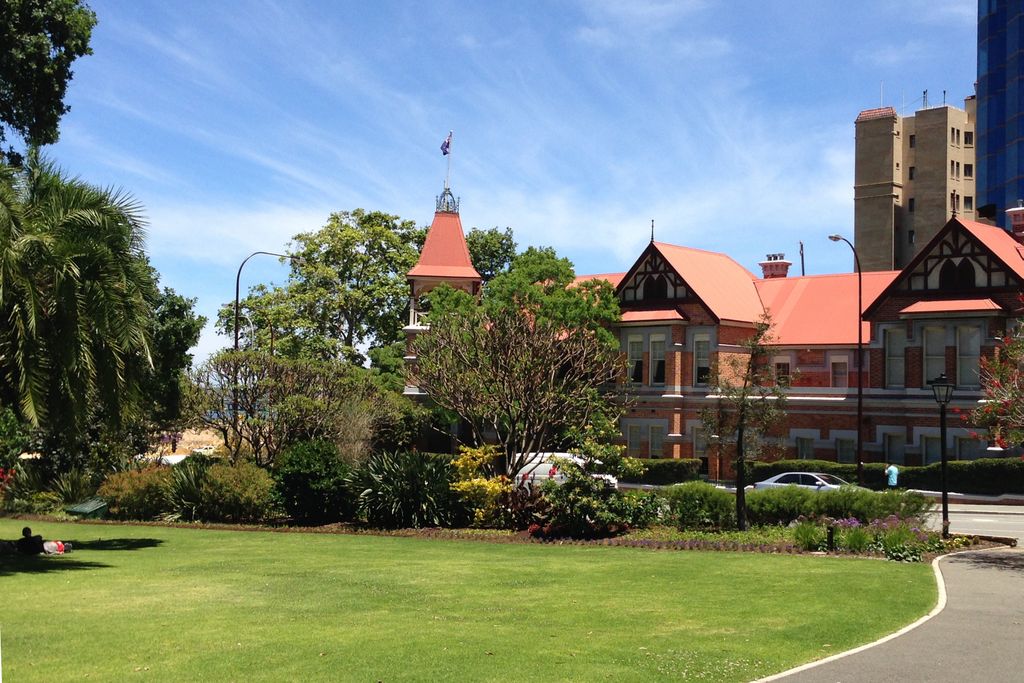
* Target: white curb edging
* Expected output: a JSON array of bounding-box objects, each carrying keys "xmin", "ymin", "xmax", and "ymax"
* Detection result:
[{"xmin": 752, "ymin": 551, "xmax": 955, "ymax": 682}]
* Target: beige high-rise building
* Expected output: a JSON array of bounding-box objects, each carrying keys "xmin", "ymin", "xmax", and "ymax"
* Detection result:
[{"xmin": 854, "ymin": 97, "xmax": 976, "ymax": 271}]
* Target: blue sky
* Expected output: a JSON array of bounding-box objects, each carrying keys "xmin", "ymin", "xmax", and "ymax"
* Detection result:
[{"xmin": 46, "ymin": 0, "xmax": 978, "ymax": 361}]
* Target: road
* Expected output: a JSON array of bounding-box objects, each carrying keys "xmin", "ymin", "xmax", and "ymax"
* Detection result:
[{"xmin": 927, "ymin": 504, "xmax": 1024, "ymax": 544}]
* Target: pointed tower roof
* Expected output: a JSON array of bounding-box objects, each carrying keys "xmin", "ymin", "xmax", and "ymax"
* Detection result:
[{"xmin": 408, "ymin": 188, "xmax": 481, "ymax": 281}]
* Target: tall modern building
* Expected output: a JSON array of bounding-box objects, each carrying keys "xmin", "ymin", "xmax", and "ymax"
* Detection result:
[
  {"xmin": 854, "ymin": 100, "xmax": 976, "ymax": 271},
  {"xmin": 977, "ymin": 0, "xmax": 1024, "ymax": 227}
]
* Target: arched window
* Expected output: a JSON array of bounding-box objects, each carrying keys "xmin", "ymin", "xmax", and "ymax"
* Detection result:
[
  {"xmin": 938, "ymin": 260, "xmax": 958, "ymax": 290},
  {"xmin": 955, "ymin": 259, "xmax": 976, "ymax": 289},
  {"xmin": 643, "ymin": 274, "xmax": 668, "ymax": 300}
]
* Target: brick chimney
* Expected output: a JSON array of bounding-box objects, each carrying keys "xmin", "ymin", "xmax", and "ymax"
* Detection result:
[
  {"xmin": 759, "ymin": 253, "xmax": 791, "ymax": 279},
  {"xmin": 1007, "ymin": 200, "xmax": 1024, "ymax": 244}
]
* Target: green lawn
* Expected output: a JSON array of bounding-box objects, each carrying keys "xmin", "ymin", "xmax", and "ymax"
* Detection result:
[{"xmin": 0, "ymin": 518, "xmax": 935, "ymax": 682}]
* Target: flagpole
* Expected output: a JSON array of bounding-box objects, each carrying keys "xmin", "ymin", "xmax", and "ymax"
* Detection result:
[{"xmin": 444, "ymin": 130, "xmax": 453, "ymax": 190}]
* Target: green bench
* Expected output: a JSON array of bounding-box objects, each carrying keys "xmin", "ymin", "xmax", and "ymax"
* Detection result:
[{"xmin": 65, "ymin": 497, "xmax": 108, "ymax": 519}]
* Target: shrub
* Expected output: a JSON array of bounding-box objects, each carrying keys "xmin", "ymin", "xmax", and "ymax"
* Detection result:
[
  {"xmin": 537, "ymin": 458, "xmax": 658, "ymax": 539},
  {"xmin": 839, "ymin": 524, "xmax": 871, "ymax": 553},
  {"xmin": 794, "ymin": 520, "xmax": 826, "ymax": 551},
  {"xmin": 621, "ymin": 458, "xmax": 702, "ymax": 485},
  {"xmin": 274, "ymin": 440, "xmax": 356, "ymax": 525},
  {"xmin": 163, "ymin": 456, "xmax": 211, "ymax": 522},
  {"xmin": 746, "ymin": 486, "xmax": 814, "ymax": 525},
  {"xmin": 358, "ymin": 451, "xmax": 465, "ymax": 529},
  {"xmin": 662, "ymin": 482, "xmax": 736, "ymax": 530},
  {"xmin": 49, "ymin": 468, "xmax": 97, "ymax": 506},
  {"xmin": 872, "ymin": 489, "xmax": 933, "ymax": 521},
  {"xmin": 98, "ymin": 467, "xmax": 171, "ymax": 520},
  {"xmin": 449, "ymin": 445, "xmax": 515, "ymax": 528},
  {"xmin": 1, "ymin": 461, "xmax": 58, "ymax": 513},
  {"xmin": 201, "ymin": 462, "xmax": 278, "ymax": 524}
]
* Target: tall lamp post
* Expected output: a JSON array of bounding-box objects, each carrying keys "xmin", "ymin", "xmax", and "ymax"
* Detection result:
[
  {"xmin": 829, "ymin": 234, "xmax": 864, "ymax": 485},
  {"xmin": 234, "ymin": 251, "xmax": 298, "ymax": 352},
  {"xmin": 929, "ymin": 373, "xmax": 954, "ymax": 539}
]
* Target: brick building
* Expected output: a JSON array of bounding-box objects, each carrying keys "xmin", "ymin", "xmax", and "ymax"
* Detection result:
[{"xmin": 405, "ymin": 190, "xmax": 1024, "ymax": 476}]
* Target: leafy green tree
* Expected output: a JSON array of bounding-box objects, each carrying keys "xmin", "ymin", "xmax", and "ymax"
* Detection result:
[
  {"xmin": 700, "ymin": 316, "xmax": 787, "ymax": 530},
  {"xmin": 970, "ymin": 312, "xmax": 1024, "ymax": 448},
  {"xmin": 466, "ymin": 226, "xmax": 516, "ymax": 282},
  {"xmin": 0, "ymin": 153, "xmax": 155, "ymax": 451},
  {"xmin": 142, "ymin": 284, "xmax": 206, "ymax": 447},
  {"xmin": 411, "ymin": 247, "xmax": 623, "ymax": 476},
  {"xmin": 219, "ymin": 209, "xmax": 423, "ymax": 363},
  {"xmin": 0, "ymin": 0, "xmax": 97, "ymax": 165}
]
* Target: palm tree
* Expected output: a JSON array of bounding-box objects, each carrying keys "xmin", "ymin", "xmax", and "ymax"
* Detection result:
[{"xmin": 0, "ymin": 151, "xmax": 155, "ymax": 443}]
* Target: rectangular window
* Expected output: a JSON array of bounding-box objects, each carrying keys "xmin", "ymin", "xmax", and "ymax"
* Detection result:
[
  {"xmin": 693, "ymin": 428, "xmax": 708, "ymax": 458},
  {"xmin": 796, "ymin": 437, "xmax": 814, "ymax": 460},
  {"xmin": 909, "ymin": 134, "xmax": 916, "ymax": 148},
  {"xmin": 951, "ymin": 160, "xmax": 956, "ymax": 177},
  {"xmin": 908, "ymin": 166, "xmax": 915, "ymax": 180},
  {"xmin": 830, "ymin": 360, "xmax": 849, "ymax": 388},
  {"xmin": 627, "ymin": 424, "xmax": 642, "ymax": 457},
  {"xmin": 922, "ymin": 436, "xmax": 942, "ymax": 465},
  {"xmin": 950, "ymin": 127, "xmax": 956, "ymax": 144},
  {"xmin": 884, "ymin": 434, "xmax": 906, "ymax": 465},
  {"xmin": 836, "ymin": 438, "xmax": 855, "ymax": 464},
  {"xmin": 965, "ymin": 131, "xmax": 974, "ymax": 146},
  {"xmin": 649, "ymin": 425, "xmax": 665, "ymax": 458},
  {"xmin": 628, "ymin": 336, "xmax": 643, "ymax": 384},
  {"xmin": 923, "ymin": 327, "xmax": 946, "ymax": 386},
  {"xmin": 694, "ymin": 337, "xmax": 710, "ymax": 386},
  {"xmin": 650, "ymin": 335, "xmax": 666, "ymax": 385},
  {"xmin": 909, "ymin": 230, "xmax": 915, "ymax": 244},
  {"xmin": 965, "ymin": 163, "xmax": 973, "ymax": 178},
  {"xmin": 908, "ymin": 197, "xmax": 915, "ymax": 212},
  {"xmin": 957, "ymin": 326, "xmax": 981, "ymax": 387},
  {"xmin": 965, "ymin": 196, "xmax": 974, "ymax": 211},
  {"xmin": 950, "ymin": 192, "xmax": 958, "ymax": 211},
  {"xmin": 956, "ymin": 436, "xmax": 982, "ymax": 461},
  {"xmin": 774, "ymin": 361, "xmax": 791, "ymax": 386},
  {"xmin": 885, "ymin": 328, "xmax": 906, "ymax": 388}
]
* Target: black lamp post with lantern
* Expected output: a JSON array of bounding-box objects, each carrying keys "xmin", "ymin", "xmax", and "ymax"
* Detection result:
[{"xmin": 929, "ymin": 373, "xmax": 955, "ymax": 539}]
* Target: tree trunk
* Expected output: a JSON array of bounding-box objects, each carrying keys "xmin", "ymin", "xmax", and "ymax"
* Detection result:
[{"xmin": 735, "ymin": 409, "xmax": 748, "ymax": 531}]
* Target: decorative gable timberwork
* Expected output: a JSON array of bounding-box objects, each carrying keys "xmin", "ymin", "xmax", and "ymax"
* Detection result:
[
  {"xmin": 902, "ymin": 225, "xmax": 1019, "ymax": 292},
  {"xmin": 619, "ymin": 251, "xmax": 689, "ymax": 303}
]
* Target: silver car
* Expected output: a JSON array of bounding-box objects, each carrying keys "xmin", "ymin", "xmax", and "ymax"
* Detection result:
[{"xmin": 752, "ymin": 472, "xmax": 853, "ymax": 491}]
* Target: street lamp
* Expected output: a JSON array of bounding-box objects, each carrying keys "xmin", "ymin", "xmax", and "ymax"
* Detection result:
[
  {"xmin": 234, "ymin": 251, "xmax": 301, "ymax": 352},
  {"xmin": 829, "ymin": 234, "xmax": 864, "ymax": 485},
  {"xmin": 929, "ymin": 373, "xmax": 955, "ymax": 539}
]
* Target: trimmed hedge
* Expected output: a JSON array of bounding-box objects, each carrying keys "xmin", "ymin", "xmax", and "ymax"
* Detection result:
[
  {"xmin": 623, "ymin": 458, "xmax": 702, "ymax": 485},
  {"xmin": 748, "ymin": 458, "xmax": 1024, "ymax": 495}
]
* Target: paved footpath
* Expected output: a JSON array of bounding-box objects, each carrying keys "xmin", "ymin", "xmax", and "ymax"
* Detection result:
[{"xmin": 769, "ymin": 547, "xmax": 1024, "ymax": 683}]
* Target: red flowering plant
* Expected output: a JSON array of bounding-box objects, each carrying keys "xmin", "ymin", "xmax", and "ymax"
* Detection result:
[{"xmin": 970, "ymin": 296, "xmax": 1024, "ymax": 451}]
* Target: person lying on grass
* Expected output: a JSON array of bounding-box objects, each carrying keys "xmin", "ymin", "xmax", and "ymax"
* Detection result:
[{"xmin": 15, "ymin": 527, "xmax": 71, "ymax": 555}]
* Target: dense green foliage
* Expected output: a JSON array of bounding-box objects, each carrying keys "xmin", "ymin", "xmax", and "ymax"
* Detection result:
[
  {"xmin": 413, "ymin": 247, "xmax": 624, "ymax": 475},
  {"xmin": 97, "ymin": 466, "xmax": 171, "ymax": 520},
  {"xmin": 0, "ymin": 0, "xmax": 96, "ymax": 164},
  {"xmin": 200, "ymin": 461, "xmax": 277, "ymax": 523},
  {"xmin": 622, "ymin": 458, "xmax": 702, "ymax": 485},
  {"xmin": 746, "ymin": 486, "xmax": 932, "ymax": 526},
  {"xmin": 662, "ymin": 481, "xmax": 736, "ymax": 530},
  {"xmin": 749, "ymin": 457, "xmax": 1024, "ymax": 495},
  {"xmin": 358, "ymin": 451, "xmax": 465, "ymax": 529},
  {"xmin": 274, "ymin": 440, "xmax": 356, "ymax": 525},
  {"xmin": 970, "ymin": 309, "xmax": 1024, "ymax": 447},
  {"xmin": 465, "ymin": 225, "xmax": 517, "ymax": 282},
  {"xmin": 0, "ymin": 406, "xmax": 30, "ymax": 469},
  {"xmin": 0, "ymin": 519, "xmax": 938, "ymax": 681}
]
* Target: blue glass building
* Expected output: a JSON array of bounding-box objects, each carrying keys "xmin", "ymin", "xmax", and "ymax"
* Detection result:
[{"xmin": 977, "ymin": 0, "xmax": 1024, "ymax": 227}]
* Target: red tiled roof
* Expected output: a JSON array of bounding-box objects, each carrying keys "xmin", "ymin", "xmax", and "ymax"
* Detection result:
[
  {"xmin": 407, "ymin": 211, "xmax": 481, "ymax": 280},
  {"xmin": 575, "ymin": 272, "xmax": 626, "ymax": 288},
  {"xmin": 900, "ymin": 299, "xmax": 1004, "ymax": 315},
  {"xmin": 855, "ymin": 106, "xmax": 897, "ymax": 122},
  {"xmin": 653, "ymin": 242, "xmax": 763, "ymax": 323},
  {"xmin": 958, "ymin": 218, "xmax": 1024, "ymax": 281},
  {"xmin": 755, "ymin": 271, "xmax": 898, "ymax": 345},
  {"xmin": 621, "ymin": 309, "xmax": 687, "ymax": 323}
]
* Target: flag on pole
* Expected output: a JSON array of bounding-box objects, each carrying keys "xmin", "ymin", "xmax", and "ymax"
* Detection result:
[{"xmin": 441, "ymin": 131, "xmax": 452, "ymax": 156}]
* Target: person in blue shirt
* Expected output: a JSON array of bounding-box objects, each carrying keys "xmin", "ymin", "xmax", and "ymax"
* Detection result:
[{"xmin": 885, "ymin": 462, "xmax": 899, "ymax": 488}]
